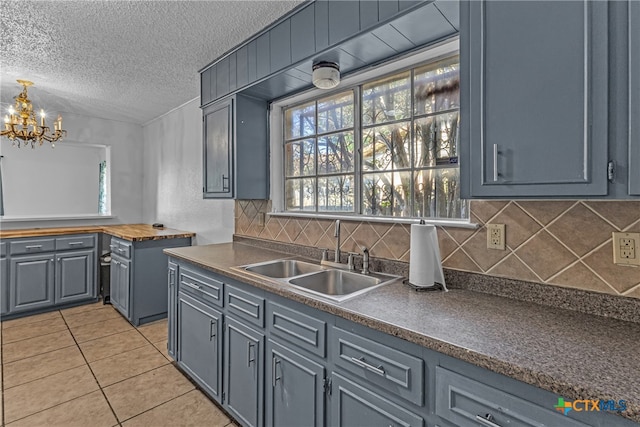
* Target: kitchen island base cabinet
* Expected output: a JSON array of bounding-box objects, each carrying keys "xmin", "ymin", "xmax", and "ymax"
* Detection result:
[
  {"xmin": 265, "ymin": 339, "xmax": 326, "ymax": 427},
  {"xmin": 177, "ymin": 291, "xmax": 222, "ymax": 402},
  {"xmin": 110, "ymin": 236, "xmax": 191, "ymax": 326},
  {"xmin": 224, "ymin": 316, "xmax": 264, "ymax": 427}
]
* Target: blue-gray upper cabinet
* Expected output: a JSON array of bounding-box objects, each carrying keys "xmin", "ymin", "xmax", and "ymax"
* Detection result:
[
  {"xmin": 55, "ymin": 250, "xmax": 95, "ymax": 304},
  {"xmin": 328, "ymin": 1, "xmax": 360, "ymax": 45},
  {"xmin": 460, "ymin": 0, "xmax": 609, "ymax": 198},
  {"xmin": 630, "ymin": 0, "xmax": 640, "ymax": 196},
  {"xmin": 270, "ymin": 20, "xmax": 291, "ymax": 74},
  {"xmin": 203, "ymin": 94, "xmax": 269, "ymax": 199},
  {"xmin": 201, "ymin": 65, "xmax": 216, "ymax": 107},
  {"xmin": 9, "ymin": 253, "xmax": 55, "ymax": 313},
  {"xmin": 224, "ymin": 316, "xmax": 265, "ymax": 427},
  {"xmin": 265, "ymin": 339, "xmax": 326, "ymax": 427},
  {"xmin": 203, "ymin": 98, "xmax": 233, "ymax": 198}
]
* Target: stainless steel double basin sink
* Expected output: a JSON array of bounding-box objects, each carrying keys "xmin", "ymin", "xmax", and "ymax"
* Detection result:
[{"xmin": 238, "ymin": 259, "xmax": 402, "ymax": 302}]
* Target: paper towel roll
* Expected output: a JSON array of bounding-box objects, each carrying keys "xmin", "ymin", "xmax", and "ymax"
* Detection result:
[{"xmin": 409, "ymin": 224, "xmax": 447, "ymax": 290}]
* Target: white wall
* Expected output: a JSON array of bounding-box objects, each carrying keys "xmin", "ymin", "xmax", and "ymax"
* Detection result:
[
  {"xmin": 1, "ymin": 112, "xmax": 144, "ymax": 229},
  {"xmin": 2, "ymin": 143, "xmax": 105, "ymax": 216},
  {"xmin": 142, "ymin": 99, "xmax": 234, "ymax": 245}
]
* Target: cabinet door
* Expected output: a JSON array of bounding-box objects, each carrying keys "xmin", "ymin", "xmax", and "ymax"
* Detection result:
[
  {"xmin": 111, "ymin": 257, "xmax": 130, "ymax": 318},
  {"xmin": 177, "ymin": 292, "xmax": 222, "ymax": 401},
  {"xmin": 10, "ymin": 254, "xmax": 55, "ymax": 313},
  {"xmin": 461, "ymin": 0, "xmax": 609, "ymax": 197},
  {"xmin": 224, "ymin": 316, "xmax": 264, "ymax": 427},
  {"xmin": 330, "ymin": 373, "xmax": 424, "ymax": 427},
  {"xmin": 167, "ymin": 261, "xmax": 178, "ymax": 359},
  {"xmin": 203, "ymin": 98, "xmax": 233, "ymax": 198},
  {"xmin": 1, "ymin": 258, "xmax": 8, "ymax": 315},
  {"xmin": 630, "ymin": 0, "xmax": 640, "ymax": 195},
  {"xmin": 265, "ymin": 339, "xmax": 325, "ymax": 427},
  {"xmin": 55, "ymin": 250, "xmax": 95, "ymax": 304}
]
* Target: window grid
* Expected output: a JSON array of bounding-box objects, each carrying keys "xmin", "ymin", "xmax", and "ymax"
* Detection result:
[{"xmin": 284, "ymin": 55, "xmax": 465, "ymax": 219}]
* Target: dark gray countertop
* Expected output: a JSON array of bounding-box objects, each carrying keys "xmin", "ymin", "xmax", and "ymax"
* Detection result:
[{"xmin": 165, "ymin": 242, "xmax": 640, "ymax": 423}]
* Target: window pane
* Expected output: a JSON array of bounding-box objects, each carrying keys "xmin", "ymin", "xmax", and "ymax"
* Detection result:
[
  {"xmin": 318, "ymin": 175, "xmax": 354, "ymax": 212},
  {"xmin": 414, "ymin": 168, "xmax": 467, "ymax": 219},
  {"xmin": 362, "ymin": 123, "xmax": 410, "ymax": 171},
  {"xmin": 414, "ymin": 57, "xmax": 460, "ymax": 115},
  {"xmin": 414, "ymin": 112, "xmax": 460, "ymax": 168},
  {"xmin": 285, "ymin": 178, "xmax": 316, "ymax": 211},
  {"xmin": 362, "ymin": 72, "xmax": 411, "ymax": 126},
  {"xmin": 318, "ymin": 132, "xmax": 354, "ymax": 175},
  {"xmin": 285, "ymin": 139, "xmax": 315, "ymax": 177},
  {"xmin": 285, "ymin": 101, "xmax": 315, "ymax": 140},
  {"xmin": 317, "ymin": 91, "xmax": 354, "ymax": 134},
  {"xmin": 363, "ymin": 173, "xmax": 393, "ymax": 216}
]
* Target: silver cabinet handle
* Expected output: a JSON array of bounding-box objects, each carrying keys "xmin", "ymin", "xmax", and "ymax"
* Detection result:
[
  {"xmin": 109, "ymin": 245, "xmax": 117, "ymax": 250},
  {"xmin": 182, "ymin": 281, "xmax": 201, "ymax": 291},
  {"xmin": 50, "ymin": 258, "xmax": 54, "ymax": 262},
  {"xmin": 475, "ymin": 414, "xmax": 501, "ymax": 427},
  {"xmin": 209, "ymin": 319, "xmax": 217, "ymax": 341},
  {"xmin": 247, "ymin": 342, "xmax": 255, "ymax": 367},
  {"xmin": 493, "ymin": 144, "xmax": 499, "ymax": 182},
  {"xmin": 168, "ymin": 270, "xmax": 175, "ymax": 286},
  {"xmin": 68, "ymin": 242, "xmax": 84, "ymax": 246},
  {"xmin": 26, "ymin": 245, "xmax": 43, "ymax": 250},
  {"xmin": 272, "ymin": 357, "xmax": 281, "ymax": 387},
  {"xmin": 112, "ymin": 260, "xmax": 119, "ymax": 266},
  {"xmin": 350, "ymin": 356, "xmax": 385, "ymax": 376},
  {"xmin": 222, "ymin": 174, "xmax": 230, "ymax": 192}
]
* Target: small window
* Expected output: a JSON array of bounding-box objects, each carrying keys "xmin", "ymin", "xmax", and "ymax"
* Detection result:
[{"xmin": 282, "ymin": 55, "xmax": 467, "ymax": 220}]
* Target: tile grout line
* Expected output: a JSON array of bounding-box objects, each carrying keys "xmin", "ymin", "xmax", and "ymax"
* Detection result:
[
  {"xmin": 59, "ymin": 308, "xmax": 122, "ymax": 426},
  {"xmin": 116, "ymin": 388, "xmax": 195, "ymax": 424}
]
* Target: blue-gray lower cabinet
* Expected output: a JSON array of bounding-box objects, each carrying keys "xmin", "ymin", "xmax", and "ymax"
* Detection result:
[
  {"xmin": 330, "ymin": 373, "xmax": 424, "ymax": 427},
  {"xmin": 110, "ymin": 236, "xmax": 192, "ymax": 326},
  {"xmin": 224, "ymin": 315, "xmax": 264, "ymax": 427},
  {"xmin": 265, "ymin": 339, "xmax": 326, "ymax": 427},
  {"xmin": 167, "ymin": 260, "xmax": 178, "ymax": 358},
  {"xmin": 55, "ymin": 250, "xmax": 95, "ymax": 304},
  {"xmin": 9, "ymin": 253, "xmax": 55, "ymax": 313},
  {"xmin": 177, "ymin": 291, "xmax": 222, "ymax": 402},
  {"xmin": 110, "ymin": 254, "xmax": 130, "ymax": 319},
  {"xmin": 1, "ymin": 252, "xmax": 8, "ymax": 316}
]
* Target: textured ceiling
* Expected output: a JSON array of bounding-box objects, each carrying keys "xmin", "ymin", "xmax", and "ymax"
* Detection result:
[{"xmin": 0, "ymin": 0, "xmax": 305, "ymax": 124}]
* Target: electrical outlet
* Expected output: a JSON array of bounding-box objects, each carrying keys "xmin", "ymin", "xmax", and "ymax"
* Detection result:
[
  {"xmin": 486, "ymin": 224, "xmax": 506, "ymax": 250},
  {"xmin": 613, "ymin": 232, "xmax": 640, "ymax": 266}
]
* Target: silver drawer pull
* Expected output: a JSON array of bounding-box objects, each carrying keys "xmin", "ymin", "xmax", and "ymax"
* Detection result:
[
  {"xmin": 247, "ymin": 342, "xmax": 255, "ymax": 367},
  {"xmin": 272, "ymin": 357, "xmax": 281, "ymax": 387},
  {"xmin": 475, "ymin": 414, "xmax": 501, "ymax": 427},
  {"xmin": 493, "ymin": 144, "xmax": 499, "ymax": 182},
  {"xmin": 350, "ymin": 356, "xmax": 385, "ymax": 376},
  {"xmin": 182, "ymin": 282, "xmax": 201, "ymax": 291},
  {"xmin": 25, "ymin": 245, "xmax": 43, "ymax": 250},
  {"xmin": 68, "ymin": 242, "xmax": 84, "ymax": 246}
]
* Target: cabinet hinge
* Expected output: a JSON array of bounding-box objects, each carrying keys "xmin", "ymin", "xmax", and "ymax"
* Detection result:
[
  {"xmin": 608, "ymin": 160, "xmax": 615, "ymax": 183},
  {"xmin": 222, "ymin": 391, "xmax": 226, "ymax": 403},
  {"xmin": 323, "ymin": 377, "xmax": 332, "ymax": 395}
]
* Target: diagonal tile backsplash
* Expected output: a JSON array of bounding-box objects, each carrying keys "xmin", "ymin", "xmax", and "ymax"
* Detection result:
[{"xmin": 235, "ymin": 200, "xmax": 640, "ymax": 300}]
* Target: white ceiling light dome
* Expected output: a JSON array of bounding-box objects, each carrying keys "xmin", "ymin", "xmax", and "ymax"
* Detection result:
[{"xmin": 312, "ymin": 61, "xmax": 340, "ymax": 89}]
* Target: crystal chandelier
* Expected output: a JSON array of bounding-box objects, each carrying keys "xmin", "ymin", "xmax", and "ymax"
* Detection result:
[{"xmin": 1, "ymin": 80, "xmax": 67, "ymax": 148}]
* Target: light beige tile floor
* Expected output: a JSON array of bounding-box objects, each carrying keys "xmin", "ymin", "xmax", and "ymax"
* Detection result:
[{"xmin": 1, "ymin": 301, "xmax": 234, "ymax": 426}]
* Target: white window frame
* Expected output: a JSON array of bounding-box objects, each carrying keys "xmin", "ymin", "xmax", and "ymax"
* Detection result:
[{"xmin": 269, "ymin": 37, "xmax": 476, "ymax": 228}]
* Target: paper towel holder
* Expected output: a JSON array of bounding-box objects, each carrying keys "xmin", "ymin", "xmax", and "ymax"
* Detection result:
[{"xmin": 403, "ymin": 279, "xmax": 445, "ymax": 292}]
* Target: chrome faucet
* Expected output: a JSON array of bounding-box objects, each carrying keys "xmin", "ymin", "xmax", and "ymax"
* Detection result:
[
  {"xmin": 334, "ymin": 220, "xmax": 341, "ymax": 262},
  {"xmin": 361, "ymin": 247, "xmax": 370, "ymax": 275}
]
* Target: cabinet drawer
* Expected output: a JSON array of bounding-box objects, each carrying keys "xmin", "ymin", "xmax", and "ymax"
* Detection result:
[
  {"xmin": 10, "ymin": 238, "xmax": 56, "ymax": 255},
  {"xmin": 267, "ymin": 301, "xmax": 326, "ymax": 357},
  {"xmin": 435, "ymin": 366, "xmax": 588, "ymax": 427},
  {"xmin": 110, "ymin": 238, "xmax": 132, "ymax": 259},
  {"xmin": 225, "ymin": 284, "xmax": 264, "ymax": 328},
  {"xmin": 1, "ymin": 242, "xmax": 6, "ymax": 257},
  {"xmin": 179, "ymin": 267, "xmax": 223, "ymax": 308},
  {"xmin": 332, "ymin": 327, "xmax": 424, "ymax": 406},
  {"xmin": 56, "ymin": 235, "xmax": 95, "ymax": 251}
]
